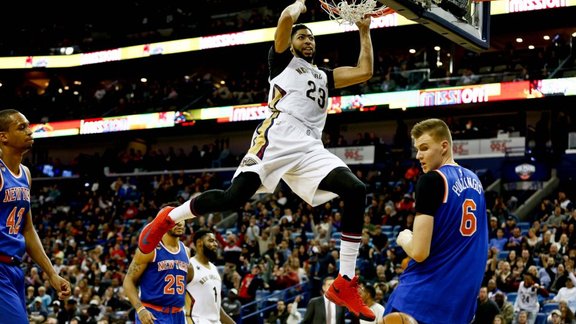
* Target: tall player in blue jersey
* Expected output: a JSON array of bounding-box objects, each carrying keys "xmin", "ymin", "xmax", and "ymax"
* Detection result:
[
  {"xmin": 124, "ymin": 219, "xmax": 191, "ymax": 324},
  {"xmin": 384, "ymin": 118, "xmax": 489, "ymax": 324},
  {"xmin": 0, "ymin": 109, "xmax": 71, "ymax": 322}
]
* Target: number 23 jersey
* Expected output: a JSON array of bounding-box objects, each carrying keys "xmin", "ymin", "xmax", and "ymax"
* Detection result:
[{"xmin": 267, "ymin": 47, "xmax": 334, "ymax": 133}]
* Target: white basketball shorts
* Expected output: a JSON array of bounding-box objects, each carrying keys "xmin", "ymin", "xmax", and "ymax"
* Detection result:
[{"xmin": 233, "ymin": 112, "xmax": 348, "ymax": 207}]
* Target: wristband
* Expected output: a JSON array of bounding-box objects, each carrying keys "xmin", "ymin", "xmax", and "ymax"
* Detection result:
[{"xmin": 137, "ymin": 306, "xmax": 146, "ymax": 314}]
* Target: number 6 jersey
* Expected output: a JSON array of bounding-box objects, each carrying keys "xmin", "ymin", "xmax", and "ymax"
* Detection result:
[{"xmin": 385, "ymin": 164, "xmax": 488, "ymax": 324}]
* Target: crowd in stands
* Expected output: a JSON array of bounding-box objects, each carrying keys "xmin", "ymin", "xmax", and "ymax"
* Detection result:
[
  {"xmin": 1, "ymin": 0, "xmax": 574, "ymax": 125},
  {"xmin": 7, "ymin": 2, "xmax": 576, "ymax": 324},
  {"xmin": 21, "ymin": 117, "xmax": 576, "ymax": 323},
  {"xmin": 8, "ymin": 37, "xmax": 574, "ymax": 125}
]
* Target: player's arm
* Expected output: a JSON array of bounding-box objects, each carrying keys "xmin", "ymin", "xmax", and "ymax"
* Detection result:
[
  {"xmin": 275, "ymin": 0, "xmax": 306, "ymax": 53},
  {"xmin": 397, "ymin": 171, "xmax": 444, "ymax": 262},
  {"xmin": 220, "ymin": 306, "xmax": 236, "ymax": 324},
  {"xmin": 185, "ymin": 292, "xmax": 194, "ymax": 324},
  {"xmin": 333, "ymin": 16, "xmax": 373, "ymax": 89},
  {"xmin": 22, "ymin": 166, "xmax": 71, "ymax": 300},
  {"xmin": 123, "ymin": 249, "xmax": 155, "ymax": 323},
  {"xmin": 185, "ymin": 247, "xmax": 194, "ymax": 283},
  {"xmin": 185, "ymin": 258, "xmax": 196, "ymax": 324}
]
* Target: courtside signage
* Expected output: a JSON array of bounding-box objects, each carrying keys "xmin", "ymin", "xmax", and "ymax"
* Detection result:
[{"xmin": 29, "ymin": 78, "xmax": 576, "ymax": 139}]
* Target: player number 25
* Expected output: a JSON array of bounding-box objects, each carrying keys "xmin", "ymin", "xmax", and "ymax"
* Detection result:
[
  {"xmin": 460, "ymin": 199, "xmax": 477, "ymax": 236},
  {"xmin": 164, "ymin": 274, "xmax": 186, "ymax": 295}
]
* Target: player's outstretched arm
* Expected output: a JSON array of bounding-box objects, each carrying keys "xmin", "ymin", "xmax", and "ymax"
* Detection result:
[
  {"xmin": 333, "ymin": 16, "xmax": 373, "ymax": 89},
  {"xmin": 124, "ymin": 250, "xmax": 156, "ymax": 324},
  {"xmin": 23, "ymin": 207, "xmax": 71, "ymax": 300},
  {"xmin": 275, "ymin": 0, "xmax": 306, "ymax": 53}
]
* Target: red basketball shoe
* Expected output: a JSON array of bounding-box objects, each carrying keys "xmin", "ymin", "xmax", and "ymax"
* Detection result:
[
  {"xmin": 325, "ymin": 274, "xmax": 375, "ymax": 321},
  {"xmin": 138, "ymin": 206, "xmax": 176, "ymax": 254}
]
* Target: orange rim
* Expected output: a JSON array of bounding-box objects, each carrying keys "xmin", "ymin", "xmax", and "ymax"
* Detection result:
[
  {"xmin": 320, "ymin": 0, "xmax": 340, "ymax": 14},
  {"xmin": 319, "ymin": 1, "xmax": 394, "ymax": 18},
  {"xmin": 369, "ymin": 6, "xmax": 395, "ymax": 17}
]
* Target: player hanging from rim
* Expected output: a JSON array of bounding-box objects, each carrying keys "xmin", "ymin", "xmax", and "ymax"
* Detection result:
[{"xmin": 138, "ymin": 0, "xmax": 377, "ymax": 320}]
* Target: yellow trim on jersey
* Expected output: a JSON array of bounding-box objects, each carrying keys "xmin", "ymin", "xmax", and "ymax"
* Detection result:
[
  {"xmin": 184, "ymin": 290, "xmax": 195, "ymax": 322},
  {"xmin": 268, "ymin": 84, "xmax": 286, "ymax": 111},
  {"xmin": 248, "ymin": 111, "xmax": 280, "ymax": 157}
]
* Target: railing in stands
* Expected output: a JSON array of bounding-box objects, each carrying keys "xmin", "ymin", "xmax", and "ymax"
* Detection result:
[{"xmin": 239, "ymin": 280, "xmax": 311, "ymax": 324}]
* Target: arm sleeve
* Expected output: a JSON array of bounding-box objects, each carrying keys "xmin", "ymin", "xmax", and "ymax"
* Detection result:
[
  {"xmin": 319, "ymin": 67, "xmax": 335, "ymax": 91},
  {"xmin": 269, "ymin": 45, "xmax": 295, "ymax": 80},
  {"xmin": 414, "ymin": 171, "xmax": 445, "ymax": 216}
]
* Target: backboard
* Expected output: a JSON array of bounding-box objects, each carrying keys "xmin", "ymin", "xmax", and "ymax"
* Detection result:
[{"xmin": 378, "ymin": 0, "xmax": 491, "ymax": 52}]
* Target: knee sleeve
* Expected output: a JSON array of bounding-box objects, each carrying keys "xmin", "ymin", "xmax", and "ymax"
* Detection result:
[{"xmin": 319, "ymin": 167, "xmax": 366, "ymax": 234}]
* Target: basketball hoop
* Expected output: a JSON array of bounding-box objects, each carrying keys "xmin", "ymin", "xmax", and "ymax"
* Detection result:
[{"xmin": 319, "ymin": 0, "xmax": 394, "ymax": 25}]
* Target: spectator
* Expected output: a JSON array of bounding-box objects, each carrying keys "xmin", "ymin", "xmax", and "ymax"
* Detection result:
[
  {"xmin": 547, "ymin": 206, "xmax": 566, "ymax": 230},
  {"xmin": 48, "ymin": 300, "xmax": 61, "ymax": 321},
  {"xmin": 503, "ymin": 215, "xmax": 517, "ymax": 239},
  {"xmin": 487, "ymin": 278, "xmax": 502, "ymax": 300},
  {"xmin": 28, "ymin": 297, "xmax": 49, "ymax": 324},
  {"xmin": 547, "ymin": 309, "xmax": 562, "ymax": 324},
  {"xmin": 25, "ymin": 286, "xmax": 36, "ymax": 307},
  {"xmin": 538, "ymin": 255, "xmax": 555, "ymax": 290},
  {"xmin": 524, "ymin": 228, "xmax": 541, "ymax": 252},
  {"xmin": 456, "ymin": 67, "xmax": 480, "ymax": 85},
  {"xmin": 237, "ymin": 264, "xmax": 265, "ymax": 305},
  {"xmin": 548, "ymin": 244, "xmax": 564, "ymax": 266},
  {"xmin": 286, "ymin": 296, "xmax": 303, "ymax": 324},
  {"xmin": 505, "ymin": 227, "xmax": 525, "ymax": 253},
  {"xmin": 57, "ymin": 298, "xmax": 80, "ymax": 323},
  {"xmin": 493, "ymin": 291, "xmax": 514, "ymax": 324},
  {"xmin": 472, "ymin": 286, "xmax": 500, "ymax": 324},
  {"xmin": 533, "ymin": 231, "xmax": 554, "ymax": 258},
  {"xmin": 270, "ymin": 263, "xmax": 300, "ymax": 291},
  {"xmin": 513, "ymin": 272, "xmax": 549, "ymax": 324},
  {"xmin": 217, "ymin": 231, "xmax": 243, "ymax": 267},
  {"xmin": 490, "ymin": 228, "xmax": 509, "ymax": 252},
  {"xmin": 489, "ymin": 216, "xmax": 500, "ymax": 240},
  {"xmin": 557, "ymin": 300, "xmax": 576, "ymax": 324},
  {"xmin": 266, "ymin": 300, "xmax": 289, "ymax": 324},
  {"xmin": 550, "ymin": 263, "xmax": 570, "ymax": 294},
  {"xmin": 302, "ymin": 276, "xmax": 346, "ymax": 324},
  {"xmin": 551, "ymin": 273, "xmax": 576, "ymax": 313},
  {"xmin": 558, "ymin": 191, "xmax": 572, "ymax": 211},
  {"xmin": 221, "ymin": 288, "xmax": 242, "ymax": 323},
  {"xmin": 519, "ymin": 249, "xmax": 536, "ymax": 270},
  {"xmin": 515, "ymin": 310, "xmax": 529, "ymax": 324},
  {"xmin": 493, "ymin": 314, "xmax": 506, "ymax": 324}
]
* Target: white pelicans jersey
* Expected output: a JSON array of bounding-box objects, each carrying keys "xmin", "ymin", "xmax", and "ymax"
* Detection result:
[{"xmin": 267, "ymin": 46, "xmax": 334, "ymax": 134}]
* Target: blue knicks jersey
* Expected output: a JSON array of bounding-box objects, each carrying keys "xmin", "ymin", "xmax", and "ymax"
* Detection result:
[
  {"xmin": 140, "ymin": 241, "xmax": 189, "ymax": 307},
  {"xmin": 0, "ymin": 161, "xmax": 30, "ymax": 259},
  {"xmin": 387, "ymin": 165, "xmax": 488, "ymax": 324}
]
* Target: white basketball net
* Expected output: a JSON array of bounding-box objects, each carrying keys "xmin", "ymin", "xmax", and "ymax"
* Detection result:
[{"xmin": 320, "ymin": 0, "xmax": 384, "ymax": 25}]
